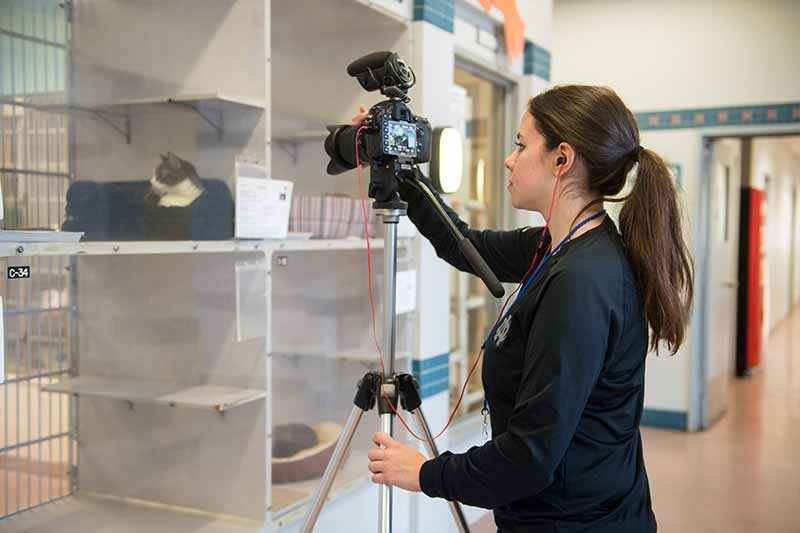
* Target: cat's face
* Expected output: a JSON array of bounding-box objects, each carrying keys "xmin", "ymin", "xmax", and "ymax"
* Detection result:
[{"xmin": 150, "ymin": 152, "xmax": 200, "ymax": 195}]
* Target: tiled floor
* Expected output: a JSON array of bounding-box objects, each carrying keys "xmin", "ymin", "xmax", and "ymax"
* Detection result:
[{"xmin": 473, "ymin": 305, "xmax": 800, "ymax": 533}]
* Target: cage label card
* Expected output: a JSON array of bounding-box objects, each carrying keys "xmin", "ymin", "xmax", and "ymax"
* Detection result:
[{"xmin": 7, "ymin": 266, "xmax": 31, "ymax": 279}]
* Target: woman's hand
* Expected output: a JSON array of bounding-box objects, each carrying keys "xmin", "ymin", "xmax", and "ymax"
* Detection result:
[
  {"xmin": 350, "ymin": 105, "xmax": 370, "ymax": 168},
  {"xmin": 351, "ymin": 104, "xmax": 369, "ymax": 126},
  {"xmin": 367, "ymin": 432, "xmax": 426, "ymax": 492}
]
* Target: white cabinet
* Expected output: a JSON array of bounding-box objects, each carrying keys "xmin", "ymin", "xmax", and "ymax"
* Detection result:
[
  {"xmin": 0, "ymin": 1, "xmax": 422, "ymax": 530},
  {"xmin": 0, "ymin": 237, "xmax": 415, "ymax": 532}
]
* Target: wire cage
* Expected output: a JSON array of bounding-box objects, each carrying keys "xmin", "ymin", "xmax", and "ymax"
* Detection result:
[{"xmin": 0, "ymin": 0, "xmax": 77, "ymax": 520}]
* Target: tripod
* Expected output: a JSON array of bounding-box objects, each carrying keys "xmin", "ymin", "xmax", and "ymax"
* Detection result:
[{"xmin": 301, "ymin": 169, "xmax": 504, "ymax": 533}]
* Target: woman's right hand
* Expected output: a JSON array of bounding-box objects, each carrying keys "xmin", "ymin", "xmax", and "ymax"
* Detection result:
[
  {"xmin": 351, "ymin": 105, "xmax": 370, "ymax": 168},
  {"xmin": 351, "ymin": 105, "xmax": 369, "ymax": 126}
]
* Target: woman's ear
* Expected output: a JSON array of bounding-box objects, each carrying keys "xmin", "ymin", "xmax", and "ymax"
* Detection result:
[{"xmin": 555, "ymin": 143, "xmax": 577, "ymax": 173}]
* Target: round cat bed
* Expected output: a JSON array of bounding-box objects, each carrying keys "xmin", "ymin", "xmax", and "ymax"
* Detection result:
[{"xmin": 272, "ymin": 422, "xmax": 343, "ymax": 484}]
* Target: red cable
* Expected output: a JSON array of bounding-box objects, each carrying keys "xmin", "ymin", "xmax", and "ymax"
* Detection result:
[
  {"xmin": 355, "ymin": 127, "xmax": 424, "ymax": 440},
  {"xmin": 429, "ymin": 167, "xmax": 563, "ymax": 441}
]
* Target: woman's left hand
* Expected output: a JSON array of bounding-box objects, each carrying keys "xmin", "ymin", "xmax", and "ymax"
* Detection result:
[{"xmin": 368, "ymin": 432, "xmax": 426, "ymax": 492}]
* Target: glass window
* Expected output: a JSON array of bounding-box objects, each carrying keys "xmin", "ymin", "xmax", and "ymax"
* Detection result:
[{"xmin": 449, "ymin": 65, "xmax": 507, "ymax": 420}]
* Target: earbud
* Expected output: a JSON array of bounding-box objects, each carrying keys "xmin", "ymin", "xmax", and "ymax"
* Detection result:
[{"xmin": 557, "ymin": 155, "xmax": 567, "ymax": 166}]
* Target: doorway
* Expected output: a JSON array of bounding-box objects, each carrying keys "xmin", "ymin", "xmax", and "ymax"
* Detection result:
[
  {"xmin": 698, "ymin": 133, "xmax": 800, "ymax": 429},
  {"xmin": 448, "ymin": 64, "xmax": 511, "ymax": 420},
  {"xmin": 700, "ymin": 138, "xmax": 742, "ymax": 427}
]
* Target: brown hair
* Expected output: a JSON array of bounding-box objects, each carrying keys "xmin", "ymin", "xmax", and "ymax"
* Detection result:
[{"xmin": 528, "ymin": 85, "xmax": 694, "ymax": 354}]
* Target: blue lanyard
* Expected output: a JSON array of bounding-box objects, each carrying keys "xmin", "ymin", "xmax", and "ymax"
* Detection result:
[
  {"xmin": 480, "ymin": 210, "xmax": 606, "ymax": 424},
  {"xmin": 514, "ymin": 209, "xmax": 606, "ymax": 305},
  {"xmin": 483, "ymin": 210, "xmax": 607, "ymax": 357}
]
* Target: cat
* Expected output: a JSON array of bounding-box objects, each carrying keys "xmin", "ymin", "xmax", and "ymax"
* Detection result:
[{"xmin": 148, "ymin": 152, "xmax": 204, "ymax": 208}]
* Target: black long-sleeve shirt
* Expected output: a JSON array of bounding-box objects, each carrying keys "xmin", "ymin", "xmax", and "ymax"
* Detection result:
[{"xmin": 402, "ymin": 180, "xmax": 657, "ymax": 532}]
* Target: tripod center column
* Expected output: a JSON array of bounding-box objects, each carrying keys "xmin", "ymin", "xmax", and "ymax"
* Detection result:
[
  {"xmin": 376, "ymin": 206, "xmax": 407, "ymax": 376},
  {"xmin": 375, "ymin": 204, "xmax": 406, "ymax": 533}
]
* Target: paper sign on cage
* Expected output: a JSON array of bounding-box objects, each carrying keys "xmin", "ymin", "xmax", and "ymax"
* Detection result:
[{"xmin": 235, "ymin": 177, "xmax": 294, "ymax": 239}]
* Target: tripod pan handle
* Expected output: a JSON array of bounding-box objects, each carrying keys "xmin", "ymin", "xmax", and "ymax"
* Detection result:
[{"xmin": 458, "ymin": 238, "xmax": 505, "ymax": 298}]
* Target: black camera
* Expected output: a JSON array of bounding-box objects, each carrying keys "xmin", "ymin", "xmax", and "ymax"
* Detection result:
[{"xmin": 324, "ymin": 52, "xmax": 432, "ymax": 202}]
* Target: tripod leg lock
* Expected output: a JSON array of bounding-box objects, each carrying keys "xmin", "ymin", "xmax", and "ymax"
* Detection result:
[
  {"xmin": 397, "ymin": 374, "xmax": 422, "ymax": 412},
  {"xmin": 354, "ymin": 372, "xmax": 383, "ymax": 411},
  {"xmin": 355, "ymin": 373, "xmax": 423, "ymax": 414}
]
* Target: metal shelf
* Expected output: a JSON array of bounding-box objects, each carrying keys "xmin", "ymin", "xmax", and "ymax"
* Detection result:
[
  {"xmin": 10, "ymin": 93, "xmax": 267, "ymax": 144},
  {"xmin": 272, "ymin": 130, "xmax": 328, "ymax": 143},
  {"xmin": 42, "ymin": 376, "xmax": 266, "ymax": 413},
  {"xmin": 79, "ymin": 93, "xmax": 267, "ymax": 110},
  {"xmin": 274, "ymin": 350, "xmax": 412, "ymax": 364},
  {"xmin": 0, "ymin": 492, "xmax": 264, "ymax": 533},
  {"xmin": 0, "ymin": 237, "xmax": 394, "ymax": 258},
  {"xmin": 272, "ymin": 131, "xmax": 328, "ymax": 163}
]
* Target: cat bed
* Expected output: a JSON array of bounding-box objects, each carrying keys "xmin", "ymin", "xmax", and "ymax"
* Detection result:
[
  {"xmin": 61, "ymin": 179, "xmax": 234, "ymax": 241},
  {"xmin": 272, "ymin": 422, "xmax": 343, "ymax": 484}
]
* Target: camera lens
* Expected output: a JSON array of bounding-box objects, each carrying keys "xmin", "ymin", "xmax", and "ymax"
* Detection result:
[{"xmin": 324, "ymin": 125, "xmax": 366, "ymax": 175}]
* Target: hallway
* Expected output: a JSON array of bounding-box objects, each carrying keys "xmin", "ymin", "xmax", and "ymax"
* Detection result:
[
  {"xmin": 473, "ymin": 305, "xmax": 800, "ymax": 533},
  {"xmin": 644, "ymin": 305, "xmax": 800, "ymax": 532}
]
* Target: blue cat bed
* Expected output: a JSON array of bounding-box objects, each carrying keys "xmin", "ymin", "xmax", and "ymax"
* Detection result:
[{"xmin": 62, "ymin": 179, "xmax": 234, "ymax": 241}]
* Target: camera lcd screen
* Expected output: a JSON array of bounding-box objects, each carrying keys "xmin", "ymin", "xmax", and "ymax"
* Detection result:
[{"xmin": 382, "ymin": 120, "xmax": 417, "ymax": 158}]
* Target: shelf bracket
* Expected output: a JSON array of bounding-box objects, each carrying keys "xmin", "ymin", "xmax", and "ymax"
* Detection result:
[
  {"xmin": 274, "ymin": 141, "xmax": 299, "ymax": 164},
  {"xmin": 170, "ymin": 100, "xmax": 223, "ymax": 140},
  {"xmin": 89, "ymin": 109, "xmax": 131, "ymax": 144}
]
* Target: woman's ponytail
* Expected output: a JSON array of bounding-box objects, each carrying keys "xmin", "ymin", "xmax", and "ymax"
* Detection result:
[
  {"xmin": 530, "ymin": 85, "xmax": 694, "ymax": 354},
  {"xmin": 619, "ymin": 149, "xmax": 694, "ymax": 354}
]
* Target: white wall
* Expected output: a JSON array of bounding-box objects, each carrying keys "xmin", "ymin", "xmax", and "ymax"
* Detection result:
[
  {"xmin": 553, "ymin": 0, "xmax": 800, "ymax": 428},
  {"xmin": 751, "ymin": 138, "xmax": 800, "ymax": 331},
  {"xmin": 522, "ymin": 0, "xmax": 554, "ymax": 48},
  {"xmin": 621, "ymin": 128, "xmax": 699, "ymax": 414},
  {"xmin": 553, "ymin": 0, "xmax": 800, "ymax": 110}
]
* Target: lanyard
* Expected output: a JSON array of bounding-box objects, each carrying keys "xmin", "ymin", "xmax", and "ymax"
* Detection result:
[
  {"xmin": 513, "ymin": 209, "xmax": 607, "ymax": 306},
  {"xmin": 481, "ymin": 209, "xmax": 606, "ymax": 433},
  {"xmin": 485, "ymin": 209, "xmax": 606, "ymax": 345}
]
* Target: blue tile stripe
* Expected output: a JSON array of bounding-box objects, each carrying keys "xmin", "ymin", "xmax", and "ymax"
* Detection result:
[
  {"xmin": 417, "ymin": 366, "xmax": 448, "ymax": 383},
  {"xmin": 524, "ymin": 39, "xmax": 551, "ymax": 81},
  {"xmin": 419, "ymin": 377, "xmax": 449, "ymax": 398},
  {"xmin": 413, "ymin": 0, "xmax": 455, "ymax": 33},
  {"xmin": 524, "ymin": 41, "xmax": 534, "ymax": 74},
  {"xmin": 635, "ymin": 102, "xmax": 800, "ymax": 131},
  {"xmin": 412, "ymin": 352, "xmax": 450, "ymax": 399},
  {"xmin": 641, "ymin": 408, "xmax": 687, "ymax": 430},
  {"xmin": 412, "ymin": 352, "xmax": 449, "ymax": 372},
  {"xmin": 465, "ymin": 119, "xmax": 474, "ymax": 139}
]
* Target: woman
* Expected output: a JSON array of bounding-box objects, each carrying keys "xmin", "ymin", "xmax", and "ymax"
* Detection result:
[{"xmin": 362, "ymin": 85, "xmax": 694, "ymax": 532}]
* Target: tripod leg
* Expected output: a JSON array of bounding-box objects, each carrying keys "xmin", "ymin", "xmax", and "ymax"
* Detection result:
[
  {"xmin": 379, "ymin": 412, "xmax": 394, "ymax": 533},
  {"xmin": 412, "ymin": 408, "xmax": 472, "ymax": 533},
  {"xmin": 301, "ymin": 405, "xmax": 366, "ymax": 533}
]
